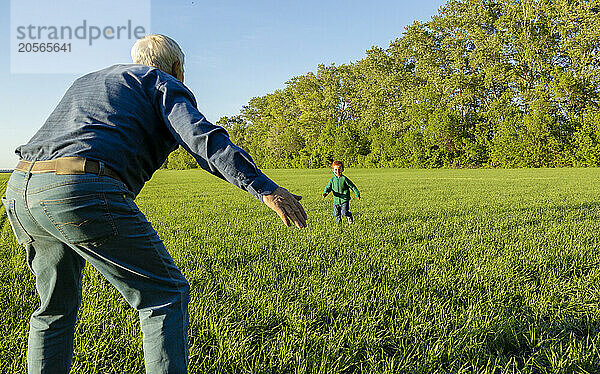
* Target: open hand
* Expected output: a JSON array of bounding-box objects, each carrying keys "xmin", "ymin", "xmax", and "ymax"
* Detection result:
[{"xmin": 263, "ymin": 187, "xmax": 307, "ymax": 228}]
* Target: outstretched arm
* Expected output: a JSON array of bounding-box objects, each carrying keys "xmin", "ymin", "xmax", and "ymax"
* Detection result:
[
  {"xmin": 156, "ymin": 75, "xmax": 306, "ymax": 227},
  {"xmin": 158, "ymin": 80, "xmax": 276, "ymax": 199}
]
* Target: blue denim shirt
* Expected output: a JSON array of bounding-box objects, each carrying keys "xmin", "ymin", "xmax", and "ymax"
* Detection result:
[{"xmin": 16, "ymin": 64, "xmax": 278, "ymax": 199}]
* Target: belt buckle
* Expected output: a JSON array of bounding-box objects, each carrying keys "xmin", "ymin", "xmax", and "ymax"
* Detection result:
[{"xmin": 55, "ymin": 157, "xmax": 86, "ymax": 175}]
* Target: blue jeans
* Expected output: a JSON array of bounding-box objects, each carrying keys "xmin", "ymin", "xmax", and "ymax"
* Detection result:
[
  {"xmin": 333, "ymin": 201, "xmax": 352, "ymax": 223},
  {"xmin": 2, "ymin": 170, "xmax": 190, "ymax": 373}
]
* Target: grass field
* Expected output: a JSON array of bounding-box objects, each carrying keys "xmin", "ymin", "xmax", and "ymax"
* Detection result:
[{"xmin": 2, "ymin": 168, "xmax": 600, "ymax": 373}]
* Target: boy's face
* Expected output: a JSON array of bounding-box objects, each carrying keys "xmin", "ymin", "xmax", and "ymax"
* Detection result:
[{"xmin": 332, "ymin": 165, "xmax": 343, "ymax": 177}]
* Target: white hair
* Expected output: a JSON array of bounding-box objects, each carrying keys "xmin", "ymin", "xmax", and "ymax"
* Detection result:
[{"xmin": 131, "ymin": 34, "xmax": 184, "ymax": 75}]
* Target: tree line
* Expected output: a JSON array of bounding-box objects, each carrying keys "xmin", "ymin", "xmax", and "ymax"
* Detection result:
[{"xmin": 163, "ymin": 0, "xmax": 600, "ymax": 170}]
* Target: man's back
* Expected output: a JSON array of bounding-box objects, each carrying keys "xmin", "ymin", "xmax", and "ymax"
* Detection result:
[{"xmin": 17, "ymin": 64, "xmax": 189, "ymax": 195}]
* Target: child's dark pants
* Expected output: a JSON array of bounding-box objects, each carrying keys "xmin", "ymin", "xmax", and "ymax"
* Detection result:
[{"xmin": 333, "ymin": 201, "xmax": 352, "ymax": 223}]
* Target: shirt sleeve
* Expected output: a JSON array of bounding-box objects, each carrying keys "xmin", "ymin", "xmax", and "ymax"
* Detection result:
[
  {"xmin": 323, "ymin": 178, "xmax": 333, "ymax": 195},
  {"xmin": 345, "ymin": 177, "xmax": 360, "ymax": 198},
  {"xmin": 154, "ymin": 77, "xmax": 279, "ymax": 201}
]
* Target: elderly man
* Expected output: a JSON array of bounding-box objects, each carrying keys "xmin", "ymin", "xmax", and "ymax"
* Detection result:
[{"xmin": 2, "ymin": 34, "xmax": 306, "ymax": 373}]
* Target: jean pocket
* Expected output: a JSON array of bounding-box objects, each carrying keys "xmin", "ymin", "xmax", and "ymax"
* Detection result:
[
  {"xmin": 1, "ymin": 197, "xmax": 33, "ymax": 246},
  {"xmin": 40, "ymin": 193, "xmax": 118, "ymax": 245}
]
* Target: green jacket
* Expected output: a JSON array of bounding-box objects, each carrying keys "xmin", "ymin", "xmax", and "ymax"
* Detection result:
[{"xmin": 323, "ymin": 174, "xmax": 360, "ymax": 205}]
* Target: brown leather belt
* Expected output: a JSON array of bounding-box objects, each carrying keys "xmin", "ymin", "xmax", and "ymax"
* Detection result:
[{"xmin": 15, "ymin": 157, "xmax": 123, "ymax": 183}]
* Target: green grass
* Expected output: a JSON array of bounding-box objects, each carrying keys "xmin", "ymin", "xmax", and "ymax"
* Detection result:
[{"xmin": 2, "ymin": 168, "xmax": 600, "ymax": 373}]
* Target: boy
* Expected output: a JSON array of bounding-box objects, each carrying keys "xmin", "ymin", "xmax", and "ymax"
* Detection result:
[{"xmin": 322, "ymin": 160, "xmax": 360, "ymax": 223}]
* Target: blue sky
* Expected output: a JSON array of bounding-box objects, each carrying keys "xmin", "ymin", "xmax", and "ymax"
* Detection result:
[{"xmin": 0, "ymin": 0, "xmax": 447, "ymax": 168}]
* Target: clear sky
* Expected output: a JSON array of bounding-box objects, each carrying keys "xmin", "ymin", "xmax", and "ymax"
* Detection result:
[{"xmin": 0, "ymin": 0, "xmax": 447, "ymax": 169}]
